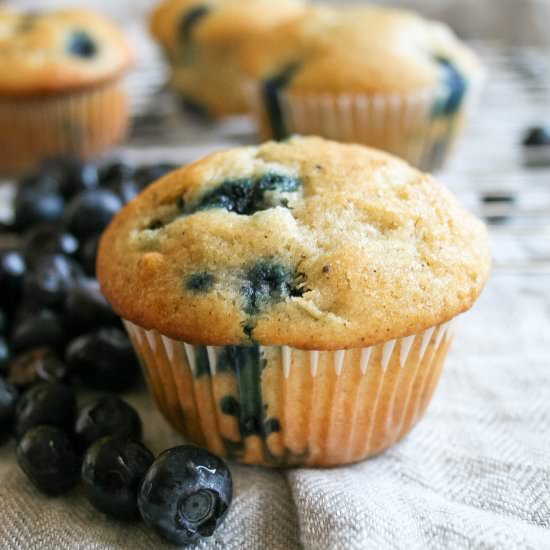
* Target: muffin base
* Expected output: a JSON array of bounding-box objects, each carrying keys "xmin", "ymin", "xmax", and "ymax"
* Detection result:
[
  {"xmin": 0, "ymin": 79, "xmax": 129, "ymax": 176},
  {"xmin": 124, "ymin": 319, "xmax": 456, "ymax": 467},
  {"xmin": 245, "ymin": 82, "xmax": 479, "ymax": 171}
]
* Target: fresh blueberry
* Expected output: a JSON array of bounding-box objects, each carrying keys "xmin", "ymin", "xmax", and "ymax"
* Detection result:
[
  {"xmin": 23, "ymin": 254, "xmax": 83, "ymax": 309},
  {"xmin": 82, "ymin": 436, "xmax": 154, "ymax": 520},
  {"xmin": 64, "ymin": 278, "xmax": 118, "ymax": 335},
  {"xmin": 0, "ymin": 249, "xmax": 27, "ymax": 310},
  {"xmin": 105, "ymin": 178, "xmax": 140, "ymax": 205},
  {"xmin": 100, "ymin": 161, "xmax": 135, "ymax": 185},
  {"xmin": 0, "ymin": 307, "xmax": 7, "ymax": 335},
  {"xmin": 14, "ymin": 193, "xmax": 65, "ymax": 232},
  {"xmin": 79, "ymin": 234, "xmax": 101, "ymax": 277},
  {"xmin": 11, "ymin": 309, "xmax": 66, "ymax": 353},
  {"xmin": 522, "ymin": 126, "xmax": 550, "ymax": 147},
  {"xmin": 66, "ymin": 328, "xmax": 139, "ymax": 391},
  {"xmin": 17, "ymin": 426, "xmax": 79, "ymax": 495},
  {"xmin": 22, "ymin": 224, "xmax": 79, "ymax": 267},
  {"xmin": 67, "ymin": 31, "xmax": 97, "ymax": 58},
  {"xmin": 0, "ymin": 379, "xmax": 18, "ymax": 441},
  {"xmin": 75, "ymin": 395, "xmax": 142, "ymax": 451},
  {"xmin": 0, "ymin": 336, "xmax": 11, "ymax": 376},
  {"xmin": 64, "ymin": 190, "xmax": 122, "ymax": 242},
  {"xmin": 7, "ymin": 348, "xmax": 70, "ymax": 389},
  {"xmin": 15, "ymin": 173, "xmax": 61, "ymax": 205},
  {"xmin": 15, "ymin": 382, "xmax": 76, "ymax": 440},
  {"xmin": 134, "ymin": 163, "xmax": 177, "ymax": 189},
  {"xmin": 39, "ymin": 157, "xmax": 99, "ymax": 199},
  {"xmin": 138, "ymin": 445, "xmax": 232, "ymax": 545}
]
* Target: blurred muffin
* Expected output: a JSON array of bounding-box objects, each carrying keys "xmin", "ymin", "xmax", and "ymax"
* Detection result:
[
  {"xmin": 98, "ymin": 136, "xmax": 490, "ymax": 467},
  {"xmin": 149, "ymin": 0, "xmax": 306, "ymax": 118},
  {"xmin": 0, "ymin": 8, "xmax": 133, "ymax": 175},
  {"xmin": 240, "ymin": 6, "xmax": 483, "ymax": 170}
]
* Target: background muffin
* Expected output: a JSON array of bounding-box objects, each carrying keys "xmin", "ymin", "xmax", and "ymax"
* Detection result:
[
  {"xmin": 0, "ymin": 8, "xmax": 133, "ymax": 175},
  {"xmin": 98, "ymin": 137, "xmax": 490, "ymax": 466},
  {"xmin": 240, "ymin": 5, "xmax": 483, "ymax": 170},
  {"xmin": 149, "ymin": 0, "xmax": 306, "ymax": 118}
]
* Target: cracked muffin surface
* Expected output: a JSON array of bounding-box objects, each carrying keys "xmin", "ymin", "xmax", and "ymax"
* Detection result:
[{"xmin": 98, "ymin": 136, "xmax": 490, "ymax": 349}]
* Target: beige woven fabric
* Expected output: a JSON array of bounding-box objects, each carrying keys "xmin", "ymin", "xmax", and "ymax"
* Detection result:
[{"xmin": 1, "ymin": 275, "xmax": 549, "ymax": 549}]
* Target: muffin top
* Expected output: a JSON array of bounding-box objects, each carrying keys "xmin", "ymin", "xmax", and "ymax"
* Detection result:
[
  {"xmin": 98, "ymin": 137, "xmax": 490, "ymax": 350},
  {"xmin": 239, "ymin": 5, "xmax": 481, "ymax": 96},
  {"xmin": 0, "ymin": 8, "xmax": 133, "ymax": 96},
  {"xmin": 150, "ymin": 0, "xmax": 306, "ymax": 53}
]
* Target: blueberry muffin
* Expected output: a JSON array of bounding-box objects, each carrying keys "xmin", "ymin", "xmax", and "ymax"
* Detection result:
[
  {"xmin": 149, "ymin": 0, "xmax": 306, "ymax": 118},
  {"xmin": 98, "ymin": 136, "xmax": 490, "ymax": 467},
  {"xmin": 239, "ymin": 5, "xmax": 483, "ymax": 171},
  {"xmin": 0, "ymin": 8, "xmax": 133, "ymax": 175}
]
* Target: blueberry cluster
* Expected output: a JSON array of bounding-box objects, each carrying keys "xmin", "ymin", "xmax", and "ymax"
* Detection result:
[{"xmin": 0, "ymin": 157, "xmax": 232, "ymax": 545}]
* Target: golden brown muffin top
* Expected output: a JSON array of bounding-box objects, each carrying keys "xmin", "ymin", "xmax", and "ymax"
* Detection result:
[
  {"xmin": 0, "ymin": 8, "xmax": 133, "ymax": 96},
  {"xmin": 98, "ymin": 137, "xmax": 490, "ymax": 350},
  {"xmin": 150, "ymin": 0, "xmax": 306, "ymax": 52},
  {"xmin": 239, "ymin": 5, "xmax": 481, "ymax": 94}
]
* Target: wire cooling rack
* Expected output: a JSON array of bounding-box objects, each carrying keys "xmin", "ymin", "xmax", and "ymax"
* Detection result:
[{"xmin": 1, "ymin": 41, "xmax": 550, "ymax": 275}]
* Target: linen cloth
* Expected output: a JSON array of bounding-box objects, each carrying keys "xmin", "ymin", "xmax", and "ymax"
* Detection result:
[{"xmin": 1, "ymin": 275, "xmax": 550, "ymax": 550}]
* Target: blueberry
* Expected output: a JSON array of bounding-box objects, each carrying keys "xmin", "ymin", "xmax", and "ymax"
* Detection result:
[
  {"xmin": 7, "ymin": 348, "xmax": 70, "ymax": 389},
  {"xmin": 434, "ymin": 57, "xmax": 467, "ymax": 117},
  {"xmin": 22, "ymin": 224, "xmax": 79, "ymax": 267},
  {"xmin": 75, "ymin": 395, "xmax": 142, "ymax": 452},
  {"xmin": 0, "ymin": 249, "xmax": 27, "ymax": 310},
  {"xmin": 79, "ymin": 234, "xmax": 101, "ymax": 276},
  {"xmin": 134, "ymin": 163, "xmax": 177, "ymax": 189},
  {"xmin": 178, "ymin": 5, "xmax": 210, "ymax": 41},
  {"xmin": 23, "ymin": 254, "xmax": 83, "ymax": 309},
  {"xmin": 522, "ymin": 126, "xmax": 550, "ymax": 147},
  {"xmin": 105, "ymin": 178, "xmax": 140, "ymax": 205},
  {"xmin": 15, "ymin": 382, "xmax": 76, "ymax": 439},
  {"xmin": 0, "ymin": 336, "xmax": 11, "ymax": 376},
  {"xmin": 66, "ymin": 327, "xmax": 139, "ymax": 391},
  {"xmin": 192, "ymin": 173, "xmax": 301, "ymax": 216},
  {"xmin": 0, "ymin": 307, "xmax": 7, "ymax": 335},
  {"xmin": 82, "ymin": 436, "xmax": 154, "ymax": 520},
  {"xmin": 15, "ymin": 173, "xmax": 61, "ymax": 205},
  {"xmin": 14, "ymin": 193, "xmax": 65, "ymax": 232},
  {"xmin": 0, "ymin": 379, "xmax": 18, "ymax": 441},
  {"xmin": 64, "ymin": 278, "xmax": 118, "ymax": 335},
  {"xmin": 186, "ymin": 272, "xmax": 215, "ymax": 293},
  {"xmin": 17, "ymin": 426, "xmax": 79, "ymax": 495},
  {"xmin": 11, "ymin": 309, "xmax": 66, "ymax": 353},
  {"xmin": 64, "ymin": 190, "xmax": 122, "ymax": 242},
  {"xmin": 138, "ymin": 446, "xmax": 232, "ymax": 545},
  {"xmin": 262, "ymin": 63, "xmax": 299, "ymax": 140},
  {"xmin": 67, "ymin": 31, "xmax": 97, "ymax": 58},
  {"xmin": 39, "ymin": 157, "xmax": 99, "ymax": 199},
  {"xmin": 242, "ymin": 260, "xmax": 306, "ymax": 315},
  {"xmin": 100, "ymin": 161, "xmax": 135, "ymax": 185}
]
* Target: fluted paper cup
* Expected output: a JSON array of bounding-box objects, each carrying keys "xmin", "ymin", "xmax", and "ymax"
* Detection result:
[
  {"xmin": 244, "ymin": 80, "xmax": 481, "ymax": 171},
  {"xmin": 0, "ymin": 78, "xmax": 129, "ymax": 176},
  {"xmin": 123, "ymin": 318, "xmax": 457, "ymax": 467}
]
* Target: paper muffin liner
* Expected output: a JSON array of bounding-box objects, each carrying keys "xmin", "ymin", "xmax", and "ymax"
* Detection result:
[
  {"xmin": 0, "ymin": 78, "xmax": 129, "ymax": 176},
  {"xmin": 123, "ymin": 318, "xmax": 457, "ymax": 467},
  {"xmin": 244, "ymin": 80, "xmax": 481, "ymax": 172}
]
